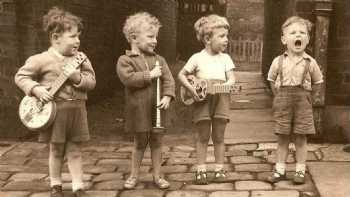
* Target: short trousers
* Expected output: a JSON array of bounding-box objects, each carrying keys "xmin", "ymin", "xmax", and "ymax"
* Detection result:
[
  {"xmin": 39, "ymin": 100, "xmax": 90, "ymax": 143},
  {"xmin": 192, "ymin": 93, "xmax": 230, "ymax": 123},
  {"xmin": 273, "ymin": 86, "xmax": 315, "ymax": 135}
]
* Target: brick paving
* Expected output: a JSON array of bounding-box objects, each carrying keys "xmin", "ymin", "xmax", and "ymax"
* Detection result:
[{"xmin": 1, "ymin": 141, "xmax": 348, "ymax": 197}]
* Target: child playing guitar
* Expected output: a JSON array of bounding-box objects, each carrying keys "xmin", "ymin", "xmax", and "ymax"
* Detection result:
[{"xmin": 178, "ymin": 14, "xmax": 236, "ymax": 185}]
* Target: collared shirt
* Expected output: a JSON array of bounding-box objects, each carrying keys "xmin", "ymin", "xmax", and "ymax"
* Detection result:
[{"xmin": 267, "ymin": 52, "xmax": 323, "ymax": 91}]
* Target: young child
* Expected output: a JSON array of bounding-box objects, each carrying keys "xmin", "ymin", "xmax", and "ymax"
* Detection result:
[
  {"xmin": 15, "ymin": 7, "xmax": 96, "ymax": 197},
  {"xmin": 117, "ymin": 12, "xmax": 175, "ymax": 189},
  {"xmin": 266, "ymin": 16, "xmax": 323, "ymax": 184},
  {"xmin": 178, "ymin": 14, "xmax": 235, "ymax": 185}
]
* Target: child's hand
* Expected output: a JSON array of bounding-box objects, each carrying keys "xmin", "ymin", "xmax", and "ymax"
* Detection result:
[
  {"xmin": 32, "ymin": 86, "xmax": 53, "ymax": 103},
  {"xmin": 158, "ymin": 95, "xmax": 171, "ymax": 109},
  {"xmin": 190, "ymin": 87, "xmax": 201, "ymax": 101},
  {"xmin": 150, "ymin": 66, "xmax": 162, "ymax": 79},
  {"xmin": 68, "ymin": 70, "xmax": 82, "ymax": 84},
  {"xmin": 63, "ymin": 65, "xmax": 81, "ymax": 84}
]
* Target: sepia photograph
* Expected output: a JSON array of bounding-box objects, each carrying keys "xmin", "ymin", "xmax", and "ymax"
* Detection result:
[{"xmin": 0, "ymin": 0, "xmax": 349, "ymax": 196}]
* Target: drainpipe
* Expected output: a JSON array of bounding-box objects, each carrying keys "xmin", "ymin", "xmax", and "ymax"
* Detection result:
[{"xmin": 312, "ymin": 0, "xmax": 333, "ymax": 140}]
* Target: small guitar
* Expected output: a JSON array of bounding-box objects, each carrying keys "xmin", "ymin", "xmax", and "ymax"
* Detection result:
[
  {"xmin": 18, "ymin": 52, "xmax": 87, "ymax": 131},
  {"xmin": 180, "ymin": 75, "xmax": 241, "ymax": 105}
]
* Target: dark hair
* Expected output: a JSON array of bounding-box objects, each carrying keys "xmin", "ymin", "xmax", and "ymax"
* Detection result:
[{"xmin": 43, "ymin": 6, "xmax": 83, "ymax": 39}]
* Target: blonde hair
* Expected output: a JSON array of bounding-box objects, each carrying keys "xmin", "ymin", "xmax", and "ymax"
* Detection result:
[
  {"xmin": 122, "ymin": 12, "xmax": 162, "ymax": 43},
  {"xmin": 194, "ymin": 14, "xmax": 230, "ymax": 43},
  {"xmin": 281, "ymin": 16, "xmax": 313, "ymax": 35},
  {"xmin": 43, "ymin": 6, "xmax": 83, "ymax": 39}
]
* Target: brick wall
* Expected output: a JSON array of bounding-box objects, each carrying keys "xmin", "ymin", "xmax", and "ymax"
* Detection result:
[{"xmin": 0, "ymin": 0, "xmax": 25, "ymax": 137}]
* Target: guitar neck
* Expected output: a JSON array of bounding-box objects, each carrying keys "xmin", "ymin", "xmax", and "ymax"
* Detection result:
[{"xmin": 210, "ymin": 84, "xmax": 232, "ymax": 94}]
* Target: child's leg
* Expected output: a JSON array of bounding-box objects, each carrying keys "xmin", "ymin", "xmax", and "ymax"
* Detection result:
[
  {"xmin": 65, "ymin": 141, "xmax": 84, "ymax": 192},
  {"xmin": 276, "ymin": 134, "xmax": 290, "ymax": 174},
  {"xmin": 211, "ymin": 118, "xmax": 227, "ymax": 169},
  {"xmin": 267, "ymin": 134, "xmax": 290, "ymax": 183},
  {"xmin": 130, "ymin": 133, "xmax": 149, "ymax": 178},
  {"xmin": 294, "ymin": 134, "xmax": 307, "ymax": 171},
  {"xmin": 195, "ymin": 120, "xmax": 211, "ymax": 170},
  {"xmin": 276, "ymin": 134, "xmax": 290, "ymax": 163},
  {"xmin": 149, "ymin": 132, "xmax": 163, "ymax": 178},
  {"xmin": 49, "ymin": 143, "xmax": 65, "ymax": 187}
]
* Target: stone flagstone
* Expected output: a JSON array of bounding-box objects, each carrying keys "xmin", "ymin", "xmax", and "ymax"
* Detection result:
[
  {"xmin": 235, "ymin": 163, "xmax": 272, "ymax": 172},
  {"xmin": 93, "ymin": 172, "xmax": 124, "ymax": 182},
  {"xmin": 119, "ymin": 189, "xmax": 164, "ymax": 197},
  {"xmin": 209, "ymin": 191, "xmax": 250, "ymax": 197},
  {"xmin": 93, "ymin": 180, "xmax": 125, "ymax": 190},
  {"xmin": 10, "ymin": 173, "xmax": 47, "ymax": 181},
  {"xmin": 235, "ymin": 180, "xmax": 272, "ymax": 190},
  {"xmin": 320, "ymin": 144, "xmax": 350, "ymax": 161},
  {"xmin": 167, "ymin": 173, "xmax": 194, "ymax": 182},
  {"xmin": 227, "ymin": 144, "xmax": 258, "ymax": 151},
  {"xmin": 274, "ymin": 177, "xmax": 316, "ymax": 192},
  {"xmin": 229, "ymin": 155, "xmax": 263, "ymax": 164},
  {"xmin": 2, "ymin": 180, "xmax": 49, "ymax": 191},
  {"xmin": 251, "ymin": 190, "xmax": 299, "ymax": 197},
  {"xmin": 166, "ymin": 190, "xmax": 207, "ymax": 197},
  {"xmin": 86, "ymin": 191, "xmax": 119, "ymax": 197},
  {"xmin": 0, "ymin": 191, "xmax": 30, "ymax": 197},
  {"xmin": 184, "ymin": 183, "xmax": 234, "ymax": 191}
]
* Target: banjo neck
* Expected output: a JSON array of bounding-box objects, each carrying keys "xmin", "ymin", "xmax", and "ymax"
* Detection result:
[
  {"xmin": 48, "ymin": 52, "xmax": 87, "ymax": 97},
  {"xmin": 48, "ymin": 74, "xmax": 70, "ymax": 96}
]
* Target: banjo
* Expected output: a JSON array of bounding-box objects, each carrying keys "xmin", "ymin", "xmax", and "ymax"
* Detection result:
[
  {"xmin": 18, "ymin": 52, "xmax": 87, "ymax": 131},
  {"xmin": 180, "ymin": 75, "xmax": 241, "ymax": 105}
]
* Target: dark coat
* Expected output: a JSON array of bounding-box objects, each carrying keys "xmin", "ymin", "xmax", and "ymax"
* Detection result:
[{"xmin": 116, "ymin": 51, "xmax": 175, "ymax": 133}]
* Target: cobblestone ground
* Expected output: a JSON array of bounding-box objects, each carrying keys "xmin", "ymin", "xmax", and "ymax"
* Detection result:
[{"xmin": 0, "ymin": 140, "xmax": 347, "ymax": 197}]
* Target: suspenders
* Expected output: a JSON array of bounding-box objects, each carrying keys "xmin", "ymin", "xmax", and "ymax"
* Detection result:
[{"xmin": 277, "ymin": 55, "xmax": 311, "ymax": 88}]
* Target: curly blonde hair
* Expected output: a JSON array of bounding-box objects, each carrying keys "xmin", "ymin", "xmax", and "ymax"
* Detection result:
[
  {"xmin": 194, "ymin": 14, "xmax": 230, "ymax": 43},
  {"xmin": 43, "ymin": 6, "xmax": 83, "ymax": 39},
  {"xmin": 281, "ymin": 16, "xmax": 313, "ymax": 36},
  {"xmin": 123, "ymin": 12, "xmax": 162, "ymax": 43}
]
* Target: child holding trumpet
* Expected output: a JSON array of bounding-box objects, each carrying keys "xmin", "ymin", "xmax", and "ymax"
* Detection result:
[{"xmin": 116, "ymin": 12, "xmax": 175, "ymax": 189}]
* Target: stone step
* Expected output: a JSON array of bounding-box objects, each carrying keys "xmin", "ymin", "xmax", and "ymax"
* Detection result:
[
  {"xmin": 232, "ymin": 72, "xmax": 272, "ymax": 109},
  {"xmin": 230, "ymin": 95, "xmax": 272, "ymax": 109}
]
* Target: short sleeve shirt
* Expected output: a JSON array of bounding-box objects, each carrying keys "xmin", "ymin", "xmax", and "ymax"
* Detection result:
[
  {"xmin": 184, "ymin": 50, "xmax": 235, "ymax": 81},
  {"xmin": 267, "ymin": 52, "xmax": 323, "ymax": 90}
]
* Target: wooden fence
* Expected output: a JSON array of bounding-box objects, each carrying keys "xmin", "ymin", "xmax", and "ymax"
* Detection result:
[{"xmin": 228, "ymin": 37, "xmax": 263, "ymax": 67}]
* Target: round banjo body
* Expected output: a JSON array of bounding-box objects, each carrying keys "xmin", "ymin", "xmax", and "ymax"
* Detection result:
[{"xmin": 18, "ymin": 96, "xmax": 56, "ymax": 131}]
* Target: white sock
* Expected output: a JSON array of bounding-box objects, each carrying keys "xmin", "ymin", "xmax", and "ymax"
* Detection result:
[
  {"xmin": 66, "ymin": 142, "xmax": 84, "ymax": 192},
  {"xmin": 275, "ymin": 162, "xmax": 286, "ymax": 175},
  {"xmin": 296, "ymin": 163, "xmax": 306, "ymax": 173},
  {"xmin": 197, "ymin": 164, "xmax": 206, "ymax": 172},
  {"xmin": 215, "ymin": 164, "xmax": 224, "ymax": 172},
  {"xmin": 50, "ymin": 177, "xmax": 62, "ymax": 187}
]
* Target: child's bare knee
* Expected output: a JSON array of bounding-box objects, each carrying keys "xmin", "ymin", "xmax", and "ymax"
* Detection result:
[
  {"xmin": 197, "ymin": 134, "xmax": 210, "ymax": 144},
  {"xmin": 212, "ymin": 135, "xmax": 224, "ymax": 144},
  {"xmin": 50, "ymin": 143, "xmax": 65, "ymax": 158}
]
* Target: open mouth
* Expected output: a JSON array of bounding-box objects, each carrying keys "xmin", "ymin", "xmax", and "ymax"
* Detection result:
[{"xmin": 295, "ymin": 40, "xmax": 302, "ymax": 47}]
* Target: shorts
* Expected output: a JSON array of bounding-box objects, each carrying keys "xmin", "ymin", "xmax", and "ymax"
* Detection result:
[
  {"xmin": 39, "ymin": 100, "xmax": 90, "ymax": 143},
  {"xmin": 273, "ymin": 86, "xmax": 315, "ymax": 135},
  {"xmin": 192, "ymin": 94, "xmax": 230, "ymax": 123}
]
